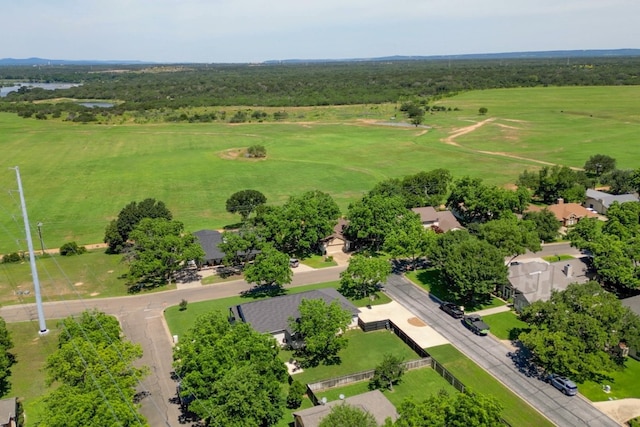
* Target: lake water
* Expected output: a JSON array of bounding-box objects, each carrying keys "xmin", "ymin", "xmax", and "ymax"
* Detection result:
[
  {"xmin": 0, "ymin": 82, "xmax": 81, "ymax": 97},
  {"xmin": 77, "ymin": 102, "xmax": 114, "ymax": 108}
]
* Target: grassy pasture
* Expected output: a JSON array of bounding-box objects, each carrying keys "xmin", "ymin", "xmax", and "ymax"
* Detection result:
[{"xmin": 1, "ymin": 86, "xmax": 640, "ymax": 254}]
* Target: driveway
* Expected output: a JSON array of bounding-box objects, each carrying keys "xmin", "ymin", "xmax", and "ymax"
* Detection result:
[{"xmin": 383, "ymin": 274, "xmax": 620, "ymax": 427}]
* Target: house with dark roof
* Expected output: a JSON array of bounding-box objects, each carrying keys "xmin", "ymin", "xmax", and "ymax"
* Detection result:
[
  {"xmin": 193, "ymin": 229, "xmax": 260, "ymax": 267},
  {"xmin": 292, "ymin": 390, "xmax": 398, "ymax": 427},
  {"xmin": 411, "ymin": 207, "xmax": 462, "ymax": 233},
  {"xmin": 229, "ymin": 288, "xmax": 359, "ymax": 346},
  {"xmin": 0, "ymin": 398, "xmax": 17, "ymax": 427},
  {"xmin": 622, "ymin": 295, "xmax": 640, "ymax": 360},
  {"xmin": 584, "ymin": 189, "xmax": 639, "ymax": 215},
  {"xmin": 499, "ymin": 257, "xmax": 593, "ymax": 312}
]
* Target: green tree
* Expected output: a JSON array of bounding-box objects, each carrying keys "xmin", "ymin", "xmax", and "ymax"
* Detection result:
[
  {"xmin": 383, "ymin": 212, "xmax": 435, "ymax": 269},
  {"xmin": 260, "ymin": 190, "xmax": 340, "ymax": 257},
  {"xmin": 520, "ymin": 282, "xmax": 640, "ymax": 382},
  {"xmin": 318, "ymin": 404, "xmax": 377, "ymax": 427},
  {"xmin": 126, "ymin": 218, "xmax": 204, "ymax": 289},
  {"xmin": 225, "ymin": 189, "xmax": 267, "ymax": 222},
  {"xmin": 59, "ymin": 241, "xmax": 86, "ymax": 256},
  {"xmin": 103, "ymin": 198, "xmax": 173, "ymax": 254},
  {"xmin": 602, "ymin": 169, "xmax": 635, "ymax": 195},
  {"xmin": 430, "ymin": 231, "xmax": 508, "ymax": 305},
  {"xmin": 173, "ymin": 311, "xmax": 287, "ymax": 426},
  {"xmin": 243, "ymin": 244, "xmax": 292, "ymax": 288},
  {"xmin": 218, "ymin": 227, "xmax": 263, "ymax": 267},
  {"xmin": 533, "ymin": 165, "xmax": 588, "ymax": 204},
  {"xmin": 399, "ymin": 169, "xmax": 453, "ymax": 208},
  {"xmin": 584, "ymin": 154, "xmax": 616, "ymax": 177},
  {"xmin": 286, "ymin": 380, "xmax": 306, "ymax": 409},
  {"xmin": 396, "ymin": 389, "xmax": 503, "ymax": 427},
  {"xmin": 370, "ymin": 353, "xmax": 405, "ymax": 391},
  {"xmin": 247, "ymin": 144, "xmax": 267, "ymax": 157},
  {"xmin": 522, "ymin": 209, "xmax": 560, "ymax": 242},
  {"xmin": 0, "ymin": 317, "xmax": 13, "ymax": 396},
  {"xmin": 290, "ymin": 298, "xmax": 352, "ymax": 367},
  {"xmin": 478, "ymin": 107, "xmax": 488, "ymax": 115},
  {"xmin": 345, "ymin": 195, "xmax": 408, "ymax": 251},
  {"xmin": 42, "ymin": 311, "xmax": 147, "ymax": 427},
  {"xmin": 475, "ymin": 215, "xmax": 541, "ymax": 263},
  {"xmin": 339, "ymin": 255, "xmax": 392, "ymax": 299}
]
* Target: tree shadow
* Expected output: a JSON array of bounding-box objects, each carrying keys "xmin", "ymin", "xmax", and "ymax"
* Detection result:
[{"xmin": 240, "ymin": 284, "xmax": 286, "ymax": 299}]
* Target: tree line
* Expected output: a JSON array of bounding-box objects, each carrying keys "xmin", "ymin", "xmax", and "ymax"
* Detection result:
[{"xmin": 2, "ymin": 56, "xmax": 640, "ymax": 119}]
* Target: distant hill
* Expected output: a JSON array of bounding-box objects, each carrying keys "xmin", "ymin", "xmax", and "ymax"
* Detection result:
[
  {"xmin": 264, "ymin": 49, "xmax": 640, "ymax": 64},
  {"xmin": 2, "ymin": 49, "xmax": 640, "ymax": 66},
  {"xmin": 0, "ymin": 57, "xmax": 151, "ymax": 66}
]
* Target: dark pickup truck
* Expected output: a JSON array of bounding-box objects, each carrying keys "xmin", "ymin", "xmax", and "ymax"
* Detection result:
[{"xmin": 463, "ymin": 314, "xmax": 490, "ymax": 336}]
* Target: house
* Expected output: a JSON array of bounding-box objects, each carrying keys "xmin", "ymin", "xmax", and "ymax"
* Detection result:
[
  {"xmin": 0, "ymin": 398, "xmax": 17, "ymax": 427},
  {"xmin": 499, "ymin": 257, "xmax": 592, "ymax": 312},
  {"xmin": 584, "ymin": 189, "xmax": 639, "ymax": 215},
  {"xmin": 621, "ymin": 295, "xmax": 640, "ymax": 360},
  {"xmin": 292, "ymin": 390, "xmax": 398, "ymax": 427},
  {"xmin": 321, "ymin": 218, "xmax": 351, "ymax": 254},
  {"xmin": 228, "ymin": 288, "xmax": 360, "ymax": 346},
  {"xmin": 411, "ymin": 207, "xmax": 463, "ymax": 233},
  {"xmin": 529, "ymin": 199, "xmax": 598, "ymax": 227},
  {"xmin": 193, "ymin": 229, "xmax": 260, "ymax": 267}
]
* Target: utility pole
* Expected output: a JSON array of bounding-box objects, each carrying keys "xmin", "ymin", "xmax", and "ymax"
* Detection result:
[
  {"xmin": 37, "ymin": 222, "xmax": 45, "ymax": 255},
  {"xmin": 12, "ymin": 166, "xmax": 48, "ymax": 335}
]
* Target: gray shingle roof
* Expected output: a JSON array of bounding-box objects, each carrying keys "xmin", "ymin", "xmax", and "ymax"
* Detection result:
[
  {"xmin": 508, "ymin": 258, "xmax": 592, "ymax": 304},
  {"xmin": 293, "ymin": 390, "xmax": 398, "ymax": 427},
  {"xmin": 193, "ymin": 229, "xmax": 224, "ymax": 262},
  {"xmin": 586, "ymin": 189, "xmax": 639, "ymax": 208},
  {"xmin": 231, "ymin": 288, "xmax": 359, "ymax": 334},
  {"xmin": 0, "ymin": 397, "xmax": 16, "ymax": 425},
  {"xmin": 622, "ymin": 295, "xmax": 640, "ymax": 317}
]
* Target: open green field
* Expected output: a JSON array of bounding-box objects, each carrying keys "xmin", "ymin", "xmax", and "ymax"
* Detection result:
[{"xmin": 2, "ymin": 86, "xmax": 640, "ymax": 253}]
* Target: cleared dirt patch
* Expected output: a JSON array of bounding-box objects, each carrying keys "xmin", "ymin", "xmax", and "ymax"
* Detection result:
[{"xmin": 407, "ymin": 317, "xmax": 426, "ymax": 327}]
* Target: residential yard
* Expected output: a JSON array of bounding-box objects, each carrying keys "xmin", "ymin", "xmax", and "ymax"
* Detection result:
[
  {"xmin": 542, "ymin": 254, "xmax": 575, "ymax": 263},
  {"xmin": 0, "ymin": 250, "xmax": 155, "ymax": 306},
  {"xmin": 315, "ymin": 367, "xmax": 457, "ymax": 407},
  {"xmin": 165, "ymin": 281, "xmax": 386, "ymax": 339},
  {"xmin": 405, "ymin": 268, "xmax": 506, "ymax": 311},
  {"xmin": 300, "ymin": 255, "xmax": 338, "ymax": 269},
  {"xmin": 579, "ymin": 356, "xmax": 640, "ymax": 402},
  {"xmin": 427, "ymin": 344, "xmax": 554, "ymax": 427},
  {"xmin": 483, "ymin": 310, "xmax": 530, "ymax": 341},
  {"xmin": 281, "ymin": 329, "xmax": 420, "ymax": 385},
  {"xmin": 5, "ymin": 322, "xmax": 61, "ymax": 427}
]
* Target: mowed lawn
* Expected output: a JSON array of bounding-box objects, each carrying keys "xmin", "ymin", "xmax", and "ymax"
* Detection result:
[
  {"xmin": 427, "ymin": 344, "xmax": 554, "ymax": 427},
  {"xmin": 3, "ymin": 86, "xmax": 640, "ymax": 253}
]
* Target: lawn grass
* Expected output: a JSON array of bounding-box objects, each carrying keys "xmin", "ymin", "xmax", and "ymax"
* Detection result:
[
  {"xmin": 315, "ymin": 367, "xmax": 457, "ymax": 407},
  {"xmin": 578, "ymin": 356, "xmax": 640, "ymax": 402},
  {"xmin": 542, "ymin": 254, "xmax": 575, "ymax": 263},
  {"xmin": 404, "ymin": 268, "xmax": 506, "ymax": 311},
  {"xmin": 6, "ymin": 321, "xmax": 61, "ymax": 426},
  {"xmin": 281, "ymin": 329, "xmax": 421, "ymax": 385},
  {"xmin": 426, "ymin": 344, "xmax": 554, "ymax": 427},
  {"xmin": 3, "ymin": 86, "xmax": 640, "ymax": 254},
  {"xmin": 301, "ymin": 255, "xmax": 338, "ymax": 269},
  {"xmin": 482, "ymin": 311, "xmax": 530, "ymax": 341},
  {"xmin": 0, "ymin": 249, "xmax": 134, "ymax": 306}
]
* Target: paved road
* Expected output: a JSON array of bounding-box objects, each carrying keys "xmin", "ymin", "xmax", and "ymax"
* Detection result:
[
  {"xmin": 0, "ymin": 266, "xmax": 346, "ymax": 427},
  {"xmin": 383, "ymin": 273, "xmax": 619, "ymax": 427}
]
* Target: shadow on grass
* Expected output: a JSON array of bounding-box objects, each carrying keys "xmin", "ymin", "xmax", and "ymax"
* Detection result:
[{"xmin": 240, "ymin": 284, "xmax": 287, "ymax": 299}]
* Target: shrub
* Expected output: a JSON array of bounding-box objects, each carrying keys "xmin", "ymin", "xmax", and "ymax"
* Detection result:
[
  {"xmin": 286, "ymin": 380, "xmax": 306, "ymax": 409},
  {"xmin": 479, "ymin": 107, "xmax": 488, "ymax": 115},
  {"xmin": 246, "ymin": 144, "xmax": 267, "ymax": 158},
  {"xmin": 2, "ymin": 252, "xmax": 23, "ymax": 263},
  {"xmin": 59, "ymin": 241, "xmax": 87, "ymax": 256},
  {"xmin": 179, "ymin": 299, "xmax": 188, "ymax": 311}
]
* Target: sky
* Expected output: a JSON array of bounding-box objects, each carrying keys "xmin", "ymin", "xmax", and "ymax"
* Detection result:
[{"xmin": 2, "ymin": 0, "xmax": 639, "ymax": 63}]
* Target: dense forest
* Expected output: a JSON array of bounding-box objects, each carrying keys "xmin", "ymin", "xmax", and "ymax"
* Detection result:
[{"xmin": 1, "ymin": 56, "xmax": 639, "ymax": 120}]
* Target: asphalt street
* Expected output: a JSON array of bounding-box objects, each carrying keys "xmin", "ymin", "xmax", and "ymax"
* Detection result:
[{"xmin": 383, "ymin": 273, "xmax": 619, "ymax": 427}]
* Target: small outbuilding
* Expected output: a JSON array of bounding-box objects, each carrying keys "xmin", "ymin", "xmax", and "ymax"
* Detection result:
[{"xmin": 0, "ymin": 397, "xmax": 17, "ymax": 427}]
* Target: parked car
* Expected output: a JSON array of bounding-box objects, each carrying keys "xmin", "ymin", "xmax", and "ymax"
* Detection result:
[
  {"xmin": 289, "ymin": 258, "xmax": 300, "ymax": 268},
  {"xmin": 440, "ymin": 302, "xmax": 464, "ymax": 319},
  {"xmin": 462, "ymin": 314, "xmax": 490, "ymax": 336},
  {"xmin": 547, "ymin": 374, "xmax": 578, "ymax": 396}
]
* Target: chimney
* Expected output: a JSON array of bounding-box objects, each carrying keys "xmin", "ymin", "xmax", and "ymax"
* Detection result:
[
  {"xmin": 557, "ymin": 198, "xmax": 564, "ymax": 205},
  {"xmin": 564, "ymin": 264, "xmax": 572, "ymax": 277}
]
